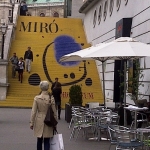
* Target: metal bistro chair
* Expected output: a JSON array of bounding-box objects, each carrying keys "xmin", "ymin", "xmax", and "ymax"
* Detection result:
[
  {"xmin": 70, "ymin": 111, "xmax": 94, "ymax": 140},
  {"xmin": 108, "ymin": 125, "xmax": 129, "ymax": 150},
  {"xmin": 96, "ymin": 109, "xmax": 112, "ymax": 141},
  {"xmin": 111, "ymin": 112, "xmax": 119, "ymax": 125},
  {"xmin": 115, "ymin": 128, "xmax": 144, "ymax": 150},
  {"xmin": 130, "ymin": 112, "xmax": 148, "ymax": 129},
  {"xmin": 108, "ymin": 126, "xmax": 118, "ymax": 150},
  {"xmin": 69, "ymin": 113, "xmax": 83, "ymax": 140},
  {"xmin": 144, "ymin": 135, "xmax": 150, "ymax": 150},
  {"xmin": 68, "ymin": 106, "xmax": 81, "ymax": 129},
  {"xmin": 137, "ymin": 127, "xmax": 150, "ymax": 150}
]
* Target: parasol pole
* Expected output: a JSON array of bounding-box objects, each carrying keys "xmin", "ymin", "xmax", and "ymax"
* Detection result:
[
  {"xmin": 102, "ymin": 61, "xmax": 106, "ymax": 107},
  {"xmin": 124, "ymin": 60, "xmax": 127, "ymax": 126}
]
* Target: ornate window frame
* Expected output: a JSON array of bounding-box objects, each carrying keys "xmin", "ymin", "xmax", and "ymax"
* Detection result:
[
  {"xmin": 27, "ymin": 12, "xmax": 31, "ymax": 16},
  {"xmin": 98, "ymin": 5, "xmax": 102, "ymax": 24},
  {"xmin": 109, "ymin": 0, "xmax": 114, "ymax": 16},
  {"xmin": 103, "ymin": 0, "xmax": 108, "ymax": 21},
  {"xmin": 53, "ymin": 12, "xmax": 59, "ymax": 17},
  {"xmin": 124, "ymin": 0, "xmax": 128, "ymax": 5},
  {"xmin": 116, "ymin": 0, "xmax": 121, "ymax": 11},
  {"xmin": 93, "ymin": 9, "xmax": 97, "ymax": 28},
  {"xmin": 40, "ymin": 13, "xmax": 45, "ymax": 17}
]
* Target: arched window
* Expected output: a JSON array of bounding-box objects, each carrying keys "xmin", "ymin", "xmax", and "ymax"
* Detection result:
[
  {"xmin": 103, "ymin": 0, "xmax": 108, "ymax": 21},
  {"xmin": 53, "ymin": 12, "xmax": 59, "ymax": 18},
  {"xmin": 124, "ymin": 0, "xmax": 128, "ymax": 5},
  {"xmin": 98, "ymin": 5, "xmax": 102, "ymax": 25},
  {"xmin": 93, "ymin": 10, "xmax": 97, "ymax": 28},
  {"xmin": 109, "ymin": 0, "xmax": 114, "ymax": 16},
  {"xmin": 116, "ymin": 0, "xmax": 121, "ymax": 11},
  {"xmin": 40, "ymin": 13, "xmax": 45, "ymax": 17},
  {"xmin": 27, "ymin": 12, "xmax": 31, "ymax": 16}
]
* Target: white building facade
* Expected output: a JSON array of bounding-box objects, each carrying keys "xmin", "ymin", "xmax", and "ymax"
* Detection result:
[
  {"xmin": 26, "ymin": 0, "xmax": 64, "ymax": 17},
  {"xmin": 79, "ymin": 0, "xmax": 150, "ymax": 106},
  {"xmin": 0, "ymin": 0, "xmax": 14, "ymax": 25}
]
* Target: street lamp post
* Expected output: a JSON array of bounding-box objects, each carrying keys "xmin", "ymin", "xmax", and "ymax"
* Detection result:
[
  {"xmin": 1, "ymin": 24, "xmax": 8, "ymax": 59},
  {"xmin": 11, "ymin": 0, "xmax": 15, "ymax": 23}
]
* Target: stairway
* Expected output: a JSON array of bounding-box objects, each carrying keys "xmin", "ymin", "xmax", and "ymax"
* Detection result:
[{"xmin": 0, "ymin": 16, "xmax": 104, "ymax": 108}]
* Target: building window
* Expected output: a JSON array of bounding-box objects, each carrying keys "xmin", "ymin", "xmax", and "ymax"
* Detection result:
[
  {"xmin": 109, "ymin": 0, "xmax": 114, "ymax": 16},
  {"xmin": 27, "ymin": 12, "xmax": 31, "ymax": 16},
  {"xmin": 53, "ymin": 12, "xmax": 59, "ymax": 18},
  {"xmin": 9, "ymin": 10, "xmax": 12, "ymax": 16},
  {"xmin": 98, "ymin": 5, "xmax": 102, "ymax": 24},
  {"xmin": 40, "ymin": 13, "xmax": 45, "ymax": 17},
  {"xmin": 93, "ymin": 10, "xmax": 97, "ymax": 28},
  {"xmin": 103, "ymin": 1, "xmax": 108, "ymax": 21},
  {"xmin": 116, "ymin": 0, "xmax": 121, "ymax": 11},
  {"xmin": 125, "ymin": 0, "xmax": 128, "ymax": 5}
]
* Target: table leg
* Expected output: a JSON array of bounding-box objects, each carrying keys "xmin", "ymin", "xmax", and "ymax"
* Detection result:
[{"xmin": 134, "ymin": 110, "xmax": 137, "ymax": 129}]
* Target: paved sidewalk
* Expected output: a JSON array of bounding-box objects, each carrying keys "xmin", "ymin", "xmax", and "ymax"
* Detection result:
[{"xmin": 0, "ymin": 108, "xmax": 111, "ymax": 150}]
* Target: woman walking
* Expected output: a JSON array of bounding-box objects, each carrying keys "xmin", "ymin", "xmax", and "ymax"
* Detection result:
[
  {"xmin": 30, "ymin": 81, "xmax": 57, "ymax": 150},
  {"xmin": 52, "ymin": 82, "xmax": 62, "ymax": 120},
  {"xmin": 17, "ymin": 57, "xmax": 25, "ymax": 83}
]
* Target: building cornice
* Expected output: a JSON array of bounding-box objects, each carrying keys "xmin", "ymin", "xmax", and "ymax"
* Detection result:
[
  {"xmin": 0, "ymin": 83, "xmax": 9, "ymax": 87},
  {"xmin": 79, "ymin": 0, "xmax": 100, "ymax": 13},
  {"xmin": 27, "ymin": 2, "xmax": 64, "ymax": 8},
  {"xmin": 0, "ymin": 60, "xmax": 8, "ymax": 65},
  {"xmin": 0, "ymin": 3, "xmax": 12, "ymax": 7}
]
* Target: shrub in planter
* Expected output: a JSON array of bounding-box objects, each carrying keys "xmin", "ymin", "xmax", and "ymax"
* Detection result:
[
  {"xmin": 65, "ymin": 85, "xmax": 83, "ymax": 123},
  {"xmin": 69, "ymin": 84, "xmax": 83, "ymax": 106}
]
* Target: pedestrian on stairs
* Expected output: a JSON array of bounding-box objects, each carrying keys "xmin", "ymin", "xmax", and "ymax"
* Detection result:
[
  {"xmin": 9, "ymin": 53, "xmax": 18, "ymax": 78},
  {"xmin": 17, "ymin": 57, "xmax": 25, "ymax": 83},
  {"xmin": 24, "ymin": 46, "xmax": 33, "ymax": 73},
  {"xmin": 51, "ymin": 78, "xmax": 62, "ymax": 120}
]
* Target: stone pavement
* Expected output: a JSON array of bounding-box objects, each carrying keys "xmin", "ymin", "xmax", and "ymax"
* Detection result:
[{"xmin": 0, "ymin": 108, "xmax": 111, "ymax": 150}]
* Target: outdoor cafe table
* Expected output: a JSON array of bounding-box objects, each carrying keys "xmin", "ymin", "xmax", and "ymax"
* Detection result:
[
  {"xmin": 88, "ymin": 109, "xmax": 115, "ymax": 141},
  {"xmin": 136, "ymin": 128, "xmax": 150, "ymax": 135},
  {"xmin": 124, "ymin": 106, "xmax": 148, "ymax": 129}
]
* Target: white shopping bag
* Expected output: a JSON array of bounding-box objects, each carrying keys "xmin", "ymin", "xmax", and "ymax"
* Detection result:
[{"xmin": 50, "ymin": 134, "xmax": 64, "ymax": 150}]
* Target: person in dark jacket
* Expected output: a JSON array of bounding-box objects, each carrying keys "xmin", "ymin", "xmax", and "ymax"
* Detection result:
[
  {"xmin": 9, "ymin": 53, "xmax": 18, "ymax": 78},
  {"xmin": 20, "ymin": 1, "xmax": 28, "ymax": 16},
  {"xmin": 51, "ymin": 78, "xmax": 60, "ymax": 91},
  {"xmin": 51, "ymin": 78, "xmax": 62, "ymax": 120},
  {"xmin": 24, "ymin": 46, "xmax": 33, "ymax": 73}
]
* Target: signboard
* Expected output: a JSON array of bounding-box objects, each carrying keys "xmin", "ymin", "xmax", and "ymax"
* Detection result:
[{"xmin": 115, "ymin": 18, "xmax": 132, "ymax": 38}]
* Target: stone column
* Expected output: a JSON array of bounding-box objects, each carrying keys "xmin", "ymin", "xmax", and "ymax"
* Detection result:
[{"xmin": 0, "ymin": 60, "xmax": 9, "ymax": 100}]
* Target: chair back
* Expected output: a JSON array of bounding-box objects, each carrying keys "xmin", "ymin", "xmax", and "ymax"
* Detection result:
[
  {"xmin": 114, "ymin": 126, "xmax": 132, "ymax": 144},
  {"xmin": 111, "ymin": 112, "xmax": 119, "ymax": 125},
  {"xmin": 116, "ymin": 131, "xmax": 131, "ymax": 143},
  {"xmin": 108, "ymin": 126, "xmax": 117, "ymax": 142},
  {"xmin": 109, "ymin": 125, "xmax": 130, "ymax": 142}
]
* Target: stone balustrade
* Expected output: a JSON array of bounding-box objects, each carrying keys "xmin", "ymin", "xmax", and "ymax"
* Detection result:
[{"xmin": 0, "ymin": 3, "xmax": 20, "ymax": 100}]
